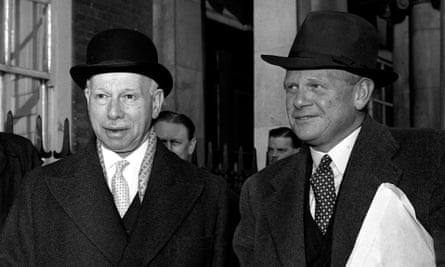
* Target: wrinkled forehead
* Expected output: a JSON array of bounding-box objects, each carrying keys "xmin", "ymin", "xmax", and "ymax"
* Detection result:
[
  {"xmin": 284, "ymin": 69, "xmax": 357, "ymax": 84},
  {"xmin": 88, "ymin": 72, "xmax": 158, "ymax": 90}
]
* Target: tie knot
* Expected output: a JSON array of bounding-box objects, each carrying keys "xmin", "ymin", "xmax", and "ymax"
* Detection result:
[
  {"xmin": 318, "ymin": 154, "xmax": 332, "ymax": 169},
  {"xmin": 115, "ymin": 160, "xmax": 129, "ymax": 172}
]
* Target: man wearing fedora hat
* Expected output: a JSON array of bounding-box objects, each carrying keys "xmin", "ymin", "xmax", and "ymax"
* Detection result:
[
  {"xmin": 0, "ymin": 29, "xmax": 239, "ymax": 266},
  {"xmin": 233, "ymin": 11, "xmax": 445, "ymax": 266}
]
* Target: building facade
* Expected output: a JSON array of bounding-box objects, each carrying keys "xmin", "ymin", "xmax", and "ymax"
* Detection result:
[{"xmin": 0, "ymin": 0, "xmax": 442, "ymax": 170}]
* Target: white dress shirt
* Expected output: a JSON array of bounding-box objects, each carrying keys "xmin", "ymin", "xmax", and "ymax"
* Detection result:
[
  {"xmin": 309, "ymin": 127, "xmax": 361, "ymax": 218},
  {"xmin": 101, "ymin": 140, "xmax": 148, "ymax": 202}
]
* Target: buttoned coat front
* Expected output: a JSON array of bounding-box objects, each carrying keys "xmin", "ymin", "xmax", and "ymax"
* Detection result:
[
  {"xmin": 233, "ymin": 116, "xmax": 445, "ymax": 266},
  {"xmin": 0, "ymin": 139, "xmax": 239, "ymax": 267}
]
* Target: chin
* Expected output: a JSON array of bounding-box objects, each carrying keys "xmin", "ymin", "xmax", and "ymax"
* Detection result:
[{"xmin": 103, "ymin": 141, "xmax": 133, "ymax": 152}]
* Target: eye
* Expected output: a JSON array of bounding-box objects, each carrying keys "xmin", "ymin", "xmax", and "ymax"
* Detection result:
[
  {"xmin": 308, "ymin": 82, "xmax": 324, "ymax": 91},
  {"xmin": 122, "ymin": 93, "xmax": 138, "ymax": 104},
  {"xmin": 93, "ymin": 93, "xmax": 109, "ymax": 104},
  {"xmin": 95, "ymin": 93, "xmax": 107, "ymax": 99},
  {"xmin": 284, "ymin": 84, "xmax": 298, "ymax": 94}
]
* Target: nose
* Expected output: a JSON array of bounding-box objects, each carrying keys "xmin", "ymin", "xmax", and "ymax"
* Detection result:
[
  {"xmin": 292, "ymin": 87, "xmax": 311, "ymax": 109},
  {"xmin": 107, "ymin": 97, "xmax": 124, "ymax": 119},
  {"xmin": 271, "ymin": 150, "xmax": 279, "ymax": 158},
  {"xmin": 166, "ymin": 141, "xmax": 173, "ymax": 151}
]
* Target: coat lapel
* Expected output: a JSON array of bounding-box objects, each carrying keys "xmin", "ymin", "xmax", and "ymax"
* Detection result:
[
  {"xmin": 331, "ymin": 117, "xmax": 402, "ymax": 266},
  {"xmin": 46, "ymin": 141, "xmax": 127, "ymax": 266},
  {"xmin": 119, "ymin": 144, "xmax": 204, "ymax": 266},
  {"xmin": 264, "ymin": 146, "xmax": 311, "ymax": 266}
]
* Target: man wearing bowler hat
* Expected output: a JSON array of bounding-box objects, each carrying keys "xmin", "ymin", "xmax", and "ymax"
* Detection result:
[
  {"xmin": 0, "ymin": 28, "xmax": 239, "ymax": 266},
  {"xmin": 233, "ymin": 11, "xmax": 445, "ymax": 266}
]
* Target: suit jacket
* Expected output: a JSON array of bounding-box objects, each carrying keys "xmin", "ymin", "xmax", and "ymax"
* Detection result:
[
  {"xmin": 233, "ymin": 116, "xmax": 445, "ymax": 267},
  {"xmin": 0, "ymin": 139, "xmax": 239, "ymax": 267},
  {"xmin": 0, "ymin": 133, "xmax": 41, "ymax": 229}
]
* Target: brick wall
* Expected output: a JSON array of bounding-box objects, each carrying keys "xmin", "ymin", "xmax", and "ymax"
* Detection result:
[{"xmin": 71, "ymin": 0, "xmax": 153, "ymax": 151}]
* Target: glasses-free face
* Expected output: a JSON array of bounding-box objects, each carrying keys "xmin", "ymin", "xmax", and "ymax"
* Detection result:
[
  {"xmin": 267, "ymin": 136, "xmax": 299, "ymax": 164},
  {"xmin": 154, "ymin": 121, "xmax": 196, "ymax": 161},
  {"xmin": 85, "ymin": 72, "xmax": 164, "ymax": 157},
  {"xmin": 284, "ymin": 69, "xmax": 372, "ymax": 152}
]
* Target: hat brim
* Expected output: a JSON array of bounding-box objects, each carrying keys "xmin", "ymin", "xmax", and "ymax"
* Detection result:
[
  {"xmin": 261, "ymin": 55, "xmax": 398, "ymax": 88},
  {"xmin": 70, "ymin": 61, "xmax": 173, "ymax": 96}
]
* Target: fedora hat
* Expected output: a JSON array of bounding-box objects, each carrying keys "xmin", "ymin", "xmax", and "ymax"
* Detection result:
[
  {"xmin": 261, "ymin": 11, "xmax": 398, "ymax": 87},
  {"xmin": 70, "ymin": 28, "xmax": 173, "ymax": 96}
]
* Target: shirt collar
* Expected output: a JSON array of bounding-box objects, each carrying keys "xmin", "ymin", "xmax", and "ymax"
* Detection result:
[
  {"xmin": 101, "ymin": 139, "xmax": 149, "ymax": 171},
  {"xmin": 310, "ymin": 127, "xmax": 361, "ymax": 174}
]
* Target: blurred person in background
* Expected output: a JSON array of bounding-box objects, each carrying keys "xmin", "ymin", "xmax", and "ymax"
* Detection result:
[
  {"xmin": 153, "ymin": 110, "xmax": 197, "ymax": 162},
  {"xmin": 0, "ymin": 132, "xmax": 41, "ymax": 230},
  {"xmin": 267, "ymin": 126, "xmax": 301, "ymax": 165}
]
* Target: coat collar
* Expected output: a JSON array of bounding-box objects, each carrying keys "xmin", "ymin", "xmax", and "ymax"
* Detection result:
[
  {"xmin": 119, "ymin": 143, "xmax": 203, "ymax": 266},
  {"xmin": 264, "ymin": 116, "xmax": 402, "ymax": 266},
  {"xmin": 46, "ymin": 140, "xmax": 127, "ymax": 265},
  {"xmin": 46, "ymin": 139, "xmax": 203, "ymax": 266},
  {"xmin": 331, "ymin": 116, "xmax": 402, "ymax": 265},
  {"xmin": 264, "ymin": 146, "xmax": 311, "ymax": 266}
]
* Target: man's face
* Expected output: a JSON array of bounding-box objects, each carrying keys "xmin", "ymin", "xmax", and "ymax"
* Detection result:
[
  {"xmin": 284, "ymin": 69, "xmax": 366, "ymax": 152},
  {"xmin": 154, "ymin": 121, "xmax": 196, "ymax": 161},
  {"xmin": 85, "ymin": 72, "xmax": 164, "ymax": 156},
  {"xmin": 267, "ymin": 136, "xmax": 299, "ymax": 164}
]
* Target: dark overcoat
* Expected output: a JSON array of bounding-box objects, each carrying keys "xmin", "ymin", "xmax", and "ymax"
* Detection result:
[
  {"xmin": 0, "ymin": 132, "xmax": 41, "ymax": 228},
  {"xmin": 0, "ymin": 139, "xmax": 239, "ymax": 266},
  {"xmin": 233, "ymin": 116, "xmax": 445, "ymax": 266}
]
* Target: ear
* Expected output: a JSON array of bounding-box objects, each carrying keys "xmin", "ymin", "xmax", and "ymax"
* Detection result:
[
  {"xmin": 151, "ymin": 88, "xmax": 165, "ymax": 119},
  {"xmin": 187, "ymin": 136, "xmax": 197, "ymax": 156},
  {"xmin": 353, "ymin": 78, "xmax": 374, "ymax": 111},
  {"xmin": 84, "ymin": 88, "xmax": 91, "ymax": 105}
]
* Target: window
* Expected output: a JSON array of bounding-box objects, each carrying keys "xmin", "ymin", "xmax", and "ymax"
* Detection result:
[
  {"xmin": 0, "ymin": 0, "xmax": 52, "ymax": 142},
  {"xmin": 369, "ymin": 56, "xmax": 394, "ymax": 126}
]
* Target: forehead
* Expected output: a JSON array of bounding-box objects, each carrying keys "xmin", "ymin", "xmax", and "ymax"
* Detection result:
[
  {"xmin": 89, "ymin": 72, "xmax": 156, "ymax": 88},
  {"xmin": 269, "ymin": 136, "xmax": 293, "ymax": 147},
  {"xmin": 284, "ymin": 69, "xmax": 352, "ymax": 83},
  {"xmin": 155, "ymin": 121, "xmax": 188, "ymax": 137}
]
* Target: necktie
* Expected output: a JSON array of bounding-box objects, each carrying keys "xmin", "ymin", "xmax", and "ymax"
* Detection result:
[
  {"xmin": 310, "ymin": 154, "xmax": 336, "ymax": 234},
  {"xmin": 112, "ymin": 160, "xmax": 130, "ymax": 217}
]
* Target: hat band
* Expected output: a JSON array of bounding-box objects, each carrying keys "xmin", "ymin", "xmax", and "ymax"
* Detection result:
[{"xmin": 289, "ymin": 50, "xmax": 370, "ymax": 69}]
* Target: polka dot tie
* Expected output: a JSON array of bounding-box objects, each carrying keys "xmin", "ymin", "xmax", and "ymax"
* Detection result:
[
  {"xmin": 111, "ymin": 160, "xmax": 130, "ymax": 217},
  {"xmin": 310, "ymin": 154, "xmax": 336, "ymax": 234}
]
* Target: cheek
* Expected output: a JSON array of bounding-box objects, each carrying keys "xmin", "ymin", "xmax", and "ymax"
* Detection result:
[
  {"xmin": 88, "ymin": 105, "xmax": 103, "ymax": 121},
  {"xmin": 127, "ymin": 105, "xmax": 149, "ymax": 121},
  {"xmin": 285, "ymin": 96, "xmax": 294, "ymax": 110}
]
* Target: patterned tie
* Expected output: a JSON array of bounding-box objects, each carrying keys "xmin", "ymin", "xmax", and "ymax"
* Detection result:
[
  {"xmin": 310, "ymin": 154, "xmax": 336, "ymax": 234},
  {"xmin": 111, "ymin": 160, "xmax": 130, "ymax": 217}
]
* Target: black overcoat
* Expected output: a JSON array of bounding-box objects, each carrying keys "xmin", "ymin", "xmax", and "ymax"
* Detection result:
[
  {"xmin": 233, "ymin": 116, "xmax": 445, "ymax": 266},
  {"xmin": 0, "ymin": 139, "xmax": 239, "ymax": 266}
]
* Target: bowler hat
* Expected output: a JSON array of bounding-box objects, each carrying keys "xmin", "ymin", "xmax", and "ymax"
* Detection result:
[
  {"xmin": 70, "ymin": 28, "xmax": 173, "ymax": 96},
  {"xmin": 261, "ymin": 11, "xmax": 398, "ymax": 87}
]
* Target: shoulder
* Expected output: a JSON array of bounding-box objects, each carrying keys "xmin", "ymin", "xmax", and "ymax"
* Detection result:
[
  {"xmin": 388, "ymin": 127, "xmax": 445, "ymax": 173},
  {"xmin": 243, "ymin": 153, "xmax": 300, "ymax": 193},
  {"xmin": 390, "ymin": 127, "xmax": 445, "ymax": 154},
  {"xmin": 391, "ymin": 127, "xmax": 445, "ymax": 145},
  {"xmin": 31, "ymin": 144, "xmax": 96, "ymax": 178},
  {"xmin": 156, "ymin": 142, "xmax": 228, "ymax": 187},
  {"xmin": 0, "ymin": 132, "xmax": 35, "ymax": 152},
  {"xmin": 176, "ymin": 157, "xmax": 230, "ymax": 192}
]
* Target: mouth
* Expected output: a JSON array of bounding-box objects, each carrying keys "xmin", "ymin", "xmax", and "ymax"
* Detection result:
[
  {"xmin": 294, "ymin": 115, "xmax": 318, "ymax": 121},
  {"xmin": 103, "ymin": 126, "xmax": 129, "ymax": 137}
]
